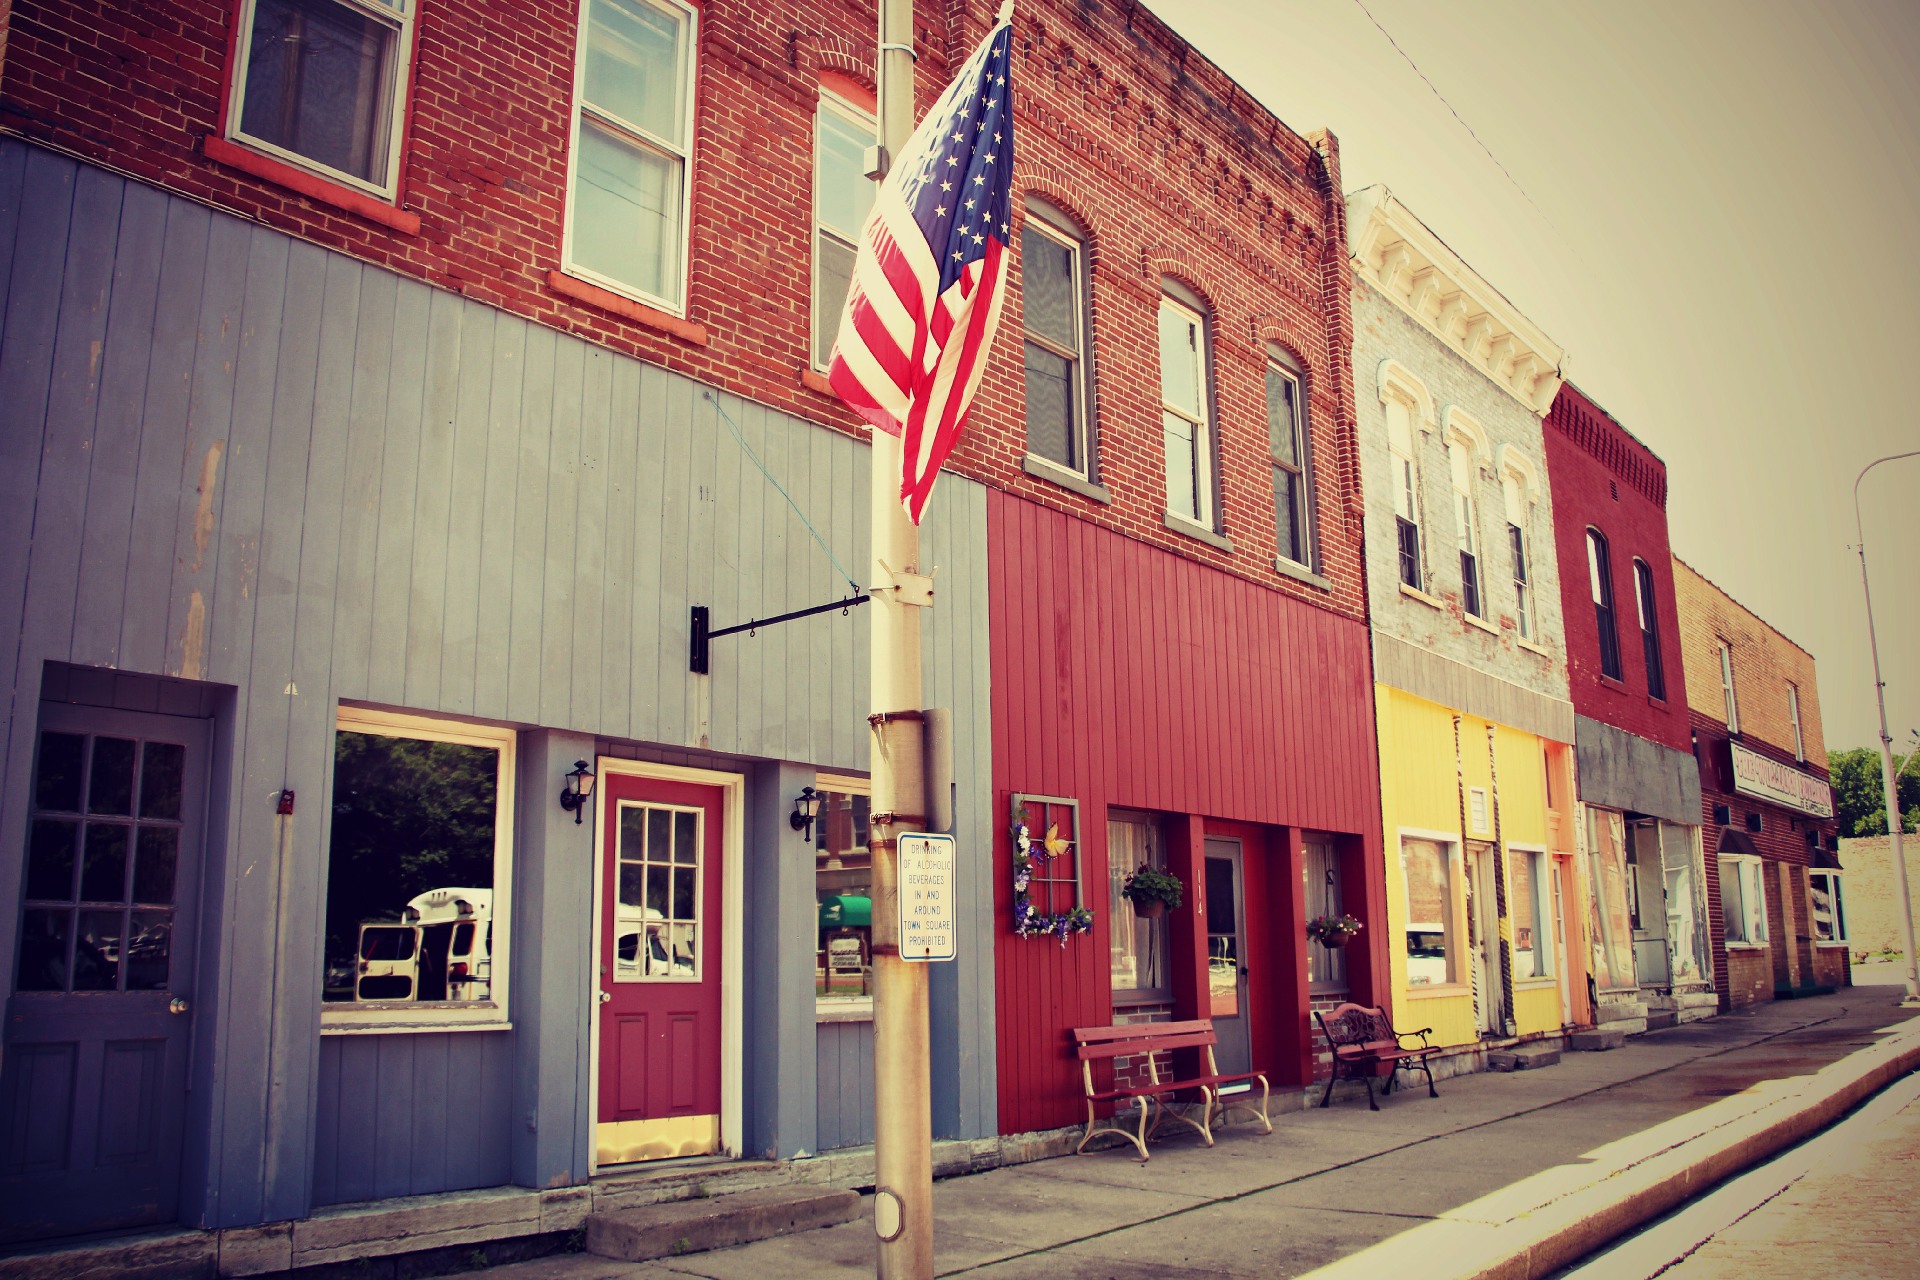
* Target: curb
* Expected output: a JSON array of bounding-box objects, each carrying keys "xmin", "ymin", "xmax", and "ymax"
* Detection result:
[{"xmin": 1300, "ymin": 1012, "xmax": 1920, "ymax": 1280}]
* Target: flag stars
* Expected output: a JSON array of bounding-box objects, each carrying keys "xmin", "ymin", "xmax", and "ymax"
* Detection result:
[
  {"xmin": 946, "ymin": 154, "xmax": 958, "ymax": 167},
  {"xmin": 940, "ymin": 180, "xmax": 953, "ymax": 192},
  {"xmin": 951, "ymin": 131, "xmax": 964, "ymax": 143},
  {"xmin": 972, "ymin": 173, "xmax": 985, "ymax": 185},
  {"xmin": 935, "ymin": 205, "xmax": 947, "ymax": 217}
]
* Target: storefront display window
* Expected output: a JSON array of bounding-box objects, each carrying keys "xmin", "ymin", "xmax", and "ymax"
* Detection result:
[
  {"xmin": 1586, "ymin": 808, "xmax": 1635, "ymax": 989},
  {"xmin": 814, "ymin": 779, "xmax": 872, "ymax": 1007},
  {"xmin": 1809, "ymin": 871, "xmax": 1848, "ymax": 944},
  {"xmin": 1305, "ymin": 838, "xmax": 1346, "ymax": 990},
  {"xmin": 1510, "ymin": 848, "xmax": 1551, "ymax": 979},
  {"xmin": 1401, "ymin": 837, "xmax": 1454, "ymax": 986}
]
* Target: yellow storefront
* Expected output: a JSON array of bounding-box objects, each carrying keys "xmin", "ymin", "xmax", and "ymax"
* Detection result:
[{"xmin": 1376, "ymin": 685, "xmax": 1581, "ymax": 1051}]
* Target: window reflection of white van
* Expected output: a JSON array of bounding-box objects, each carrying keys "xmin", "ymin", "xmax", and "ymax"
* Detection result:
[
  {"xmin": 1405, "ymin": 924, "xmax": 1448, "ymax": 987},
  {"xmin": 615, "ymin": 909, "xmax": 696, "ymax": 978},
  {"xmin": 355, "ymin": 888, "xmax": 492, "ymax": 1002}
]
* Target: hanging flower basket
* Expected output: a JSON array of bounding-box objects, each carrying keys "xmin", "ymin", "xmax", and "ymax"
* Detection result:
[
  {"xmin": 1121, "ymin": 863, "xmax": 1183, "ymax": 919},
  {"xmin": 1307, "ymin": 913, "xmax": 1363, "ymax": 948}
]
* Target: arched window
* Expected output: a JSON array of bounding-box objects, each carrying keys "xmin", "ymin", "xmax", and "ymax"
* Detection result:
[
  {"xmin": 1633, "ymin": 558, "xmax": 1665, "ymax": 700},
  {"xmin": 1385, "ymin": 397, "xmax": 1422, "ymax": 589},
  {"xmin": 1448, "ymin": 437, "xmax": 1482, "ymax": 618},
  {"xmin": 1502, "ymin": 472, "xmax": 1533, "ymax": 640},
  {"xmin": 1587, "ymin": 529, "xmax": 1621, "ymax": 680}
]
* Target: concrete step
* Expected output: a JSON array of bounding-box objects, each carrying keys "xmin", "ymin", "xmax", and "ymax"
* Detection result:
[
  {"xmin": 1598, "ymin": 1015, "xmax": 1649, "ymax": 1036},
  {"xmin": 1487, "ymin": 1044, "xmax": 1562, "ymax": 1072},
  {"xmin": 585, "ymin": 1186, "xmax": 861, "ymax": 1262},
  {"xmin": 1568, "ymin": 1028, "xmax": 1627, "ymax": 1052},
  {"xmin": 1644, "ymin": 1009, "xmax": 1680, "ymax": 1031}
]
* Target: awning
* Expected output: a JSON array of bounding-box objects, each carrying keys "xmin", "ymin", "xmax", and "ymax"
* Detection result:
[
  {"xmin": 1716, "ymin": 828, "xmax": 1763, "ymax": 859},
  {"xmin": 1813, "ymin": 847, "xmax": 1844, "ymax": 870},
  {"xmin": 818, "ymin": 895, "xmax": 872, "ymax": 928}
]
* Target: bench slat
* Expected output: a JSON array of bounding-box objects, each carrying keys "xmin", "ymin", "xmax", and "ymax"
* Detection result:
[{"xmin": 1075, "ymin": 1030, "xmax": 1217, "ymax": 1061}]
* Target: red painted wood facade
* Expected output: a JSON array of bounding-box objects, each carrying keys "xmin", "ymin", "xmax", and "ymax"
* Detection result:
[{"xmin": 989, "ymin": 494, "xmax": 1386, "ymax": 1135}]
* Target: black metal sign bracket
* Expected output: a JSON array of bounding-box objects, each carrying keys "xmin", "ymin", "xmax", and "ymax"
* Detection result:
[{"xmin": 690, "ymin": 593, "xmax": 870, "ymax": 674}]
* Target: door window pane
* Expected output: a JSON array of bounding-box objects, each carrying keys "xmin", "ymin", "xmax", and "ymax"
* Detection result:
[
  {"xmin": 17, "ymin": 910, "xmax": 70, "ymax": 992},
  {"xmin": 81, "ymin": 825, "xmax": 130, "ymax": 902},
  {"xmin": 34, "ymin": 732, "xmax": 84, "ymax": 811},
  {"xmin": 615, "ymin": 801, "xmax": 701, "ymax": 981},
  {"xmin": 125, "ymin": 912, "xmax": 173, "ymax": 991},
  {"xmin": 140, "ymin": 743, "xmax": 185, "ymax": 820},
  {"xmin": 27, "ymin": 820, "xmax": 78, "ymax": 901},
  {"xmin": 1204, "ymin": 856, "xmax": 1239, "ymax": 1017},
  {"xmin": 1108, "ymin": 818, "xmax": 1168, "ymax": 996},
  {"xmin": 88, "ymin": 738, "xmax": 136, "ymax": 816},
  {"xmin": 73, "ymin": 910, "xmax": 124, "ymax": 991},
  {"xmin": 132, "ymin": 828, "xmax": 178, "ymax": 905}
]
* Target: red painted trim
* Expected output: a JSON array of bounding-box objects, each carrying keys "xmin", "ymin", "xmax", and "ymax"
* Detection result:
[
  {"xmin": 546, "ymin": 271, "xmax": 711, "ymax": 346},
  {"xmin": 202, "ymin": 135, "xmax": 422, "ymax": 235},
  {"xmin": 818, "ymin": 69, "xmax": 877, "ymax": 114},
  {"xmin": 798, "ymin": 367, "xmax": 836, "ymax": 396}
]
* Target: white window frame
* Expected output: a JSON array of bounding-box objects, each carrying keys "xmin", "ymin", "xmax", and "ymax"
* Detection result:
[
  {"xmin": 812, "ymin": 92, "xmax": 876, "ymax": 371},
  {"xmin": 1157, "ymin": 292, "xmax": 1214, "ymax": 529},
  {"xmin": 1399, "ymin": 830, "xmax": 1463, "ymax": 991},
  {"xmin": 226, "ymin": 0, "xmax": 415, "ymax": 200},
  {"xmin": 322, "ymin": 706, "xmax": 516, "ymax": 1032},
  {"xmin": 814, "ymin": 772, "xmax": 873, "ymax": 1020},
  {"xmin": 1634, "ymin": 558, "xmax": 1666, "ymax": 700},
  {"xmin": 562, "ymin": 0, "xmax": 699, "ymax": 314},
  {"xmin": 1719, "ymin": 640, "xmax": 1741, "ymax": 734},
  {"xmin": 1789, "ymin": 683, "xmax": 1805, "ymax": 761},
  {"xmin": 1509, "ymin": 844, "xmax": 1554, "ymax": 980},
  {"xmin": 1808, "ymin": 869, "xmax": 1848, "ymax": 945},
  {"xmin": 1502, "ymin": 475, "xmax": 1533, "ymax": 640},
  {"xmin": 1448, "ymin": 438, "xmax": 1483, "ymax": 618},
  {"xmin": 1266, "ymin": 351, "xmax": 1313, "ymax": 570},
  {"xmin": 1020, "ymin": 204, "xmax": 1093, "ymax": 477},
  {"xmin": 1379, "ymin": 363, "xmax": 1432, "ymax": 593},
  {"xmin": 1719, "ymin": 855, "xmax": 1767, "ymax": 947},
  {"xmin": 611, "ymin": 799, "xmax": 706, "ymax": 984},
  {"xmin": 1468, "ymin": 786, "xmax": 1490, "ymax": 835}
]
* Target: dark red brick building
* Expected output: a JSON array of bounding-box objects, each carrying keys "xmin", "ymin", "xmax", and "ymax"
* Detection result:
[{"xmin": 1542, "ymin": 385, "xmax": 1711, "ymax": 1028}]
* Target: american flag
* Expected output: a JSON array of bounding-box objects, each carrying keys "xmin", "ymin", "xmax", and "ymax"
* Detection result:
[{"xmin": 827, "ymin": 14, "xmax": 1015, "ymax": 525}]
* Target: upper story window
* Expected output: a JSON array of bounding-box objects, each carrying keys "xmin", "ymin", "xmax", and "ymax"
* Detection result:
[
  {"xmin": 1789, "ymin": 683, "xmax": 1805, "ymax": 760},
  {"xmin": 566, "ymin": 0, "xmax": 697, "ymax": 312},
  {"xmin": 1386, "ymin": 398, "xmax": 1423, "ymax": 590},
  {"xmin": 812, "ymin": 93, "xmax": 875, "ymax": 369},
  {"xmin": 1157, "ymin": 291, "xmax": 1214, "ymax": 529},
  {"xmin": 1266, "ymin": 351, "xmax": 1313, "ymax": 569},
  {"xmin": 1501, "ymin": 471, "xmax": 1533, "ymax": 641},
  {"xmin": 1021, "ymin": 204, "xmax": 1093, "ymax": 475},
  {"xmin": 1448, "ymin": 438, "xmax": 1482, "ymax": 618},
  {"xmin": 1634, "ymin": 559, "xmax": 1665, "ymax": 700},
  {"xmin": 229, "ymin": 0, "xmax": 414, "ymax": 197},
  {"xmin": 1719, "ymin": 639, "xmax": 1740, "ymax": 733},
  {"xmin": 1587, "ymin": 529, "xmax": 1621, "ymax": 680}
]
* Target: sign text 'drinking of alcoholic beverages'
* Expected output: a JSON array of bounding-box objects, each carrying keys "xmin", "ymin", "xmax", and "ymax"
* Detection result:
[{"xmin": 898, "ymin": 833, "xmax": 956, "ymax": 962}]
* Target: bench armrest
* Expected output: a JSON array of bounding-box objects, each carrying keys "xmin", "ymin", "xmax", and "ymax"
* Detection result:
[{"xmin": 1395, "ymin": 1027, "xmax": 1434, "ymax": 1049}]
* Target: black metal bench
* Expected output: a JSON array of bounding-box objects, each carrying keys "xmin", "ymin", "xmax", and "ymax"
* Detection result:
[{"xmin": 1314, "ymin": 1002, "xmax": 1439, "ymax": 1110}]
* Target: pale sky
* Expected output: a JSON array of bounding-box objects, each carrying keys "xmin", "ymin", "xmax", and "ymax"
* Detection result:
[{"xmin": 1142, "ymin": 0, "xmax": 1920, "ymax": 758}]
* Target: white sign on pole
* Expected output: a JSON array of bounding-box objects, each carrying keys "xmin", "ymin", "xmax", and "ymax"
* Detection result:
[{"xmin": 898, "ymin": 832, "xmax": 957, "ymax": 962}]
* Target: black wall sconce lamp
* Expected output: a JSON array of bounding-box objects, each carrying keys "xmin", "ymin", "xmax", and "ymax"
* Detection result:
[
  {"xmin": 791, "ymin": 786, "xmax": 821, "ymax": 842},
  {"xmin": 559, "ymin": 759, "xmax": 597, "ymax": 824}
]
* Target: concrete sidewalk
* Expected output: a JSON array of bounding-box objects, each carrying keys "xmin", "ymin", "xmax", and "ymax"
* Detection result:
[{"xmin": 488, "ymin": 989, "xmax": 1920, "ymax": 1280}]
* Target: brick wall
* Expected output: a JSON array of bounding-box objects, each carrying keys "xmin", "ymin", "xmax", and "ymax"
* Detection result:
[
  {"xmin": 1109, "ymin": 1002, "xmax": 1174, "ymax": 1094},
  {"xmin": 1350, "ymin": 275, "xmax": 1570, "ymax": 705},
  {"xmin": 1541, "ymin": 384, "xmax": 1690, "ymax": 752},
  {"xmin": 1, "ymin": 0, "xmax": 1368, "ymax": 622},
  {"xmin": 1672, "ymin": 556, "xmax": 1827, "ymax": 763},
  {"xmin": 1836, "ymin": 836, "xmax": 1919, "ymax": 957},
  {"xmin": 1723, "ymin": 947, "xmax": 1771, "ymax": 1008}
]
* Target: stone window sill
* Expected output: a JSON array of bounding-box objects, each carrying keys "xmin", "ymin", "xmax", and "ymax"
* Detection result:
[
  {"xmin": 1024, "ymin": 454, "xmax": 1112, "ymax": 504},
  {"xmin": 1464, "ymin": 612, "xmax": 1500, "ymax": 636},
  {"xmin": 1517, "ymin": 638, "xmax": 1552, "ymax": 658},
  {"xmin": 1273, "ymin": 556, "xmax": 1331, "ymax": 591},
  {"xmin": 1163, "ymin": 511, "xmax": 1233, "ymax": 553},
  {"xmin": 799, "ymin": 367, "xmax": 836, "ymax": 396},
  {"xmin": 203, "ymin": 134, "xmax": 421, "ymax": 235},
  {"xmin": 1407, "ymin": 983, "xmax": 1470, "ymax": 999},
  {"xmin": 1399, "ymin": 583, "xmax": 1445, "ymax": 610},
  {"xmin": 546, "ymin": 270, "xmax": 709, "ymax": 346}
]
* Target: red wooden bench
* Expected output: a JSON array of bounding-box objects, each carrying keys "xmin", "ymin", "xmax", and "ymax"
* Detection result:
[
  {"xmin": 1313, "ymin": 1002, "xmax": 1439, "ymax": 1111},
  {"xmin": 1069, "ymin": 1019, "xmax": 1271, "ymax": 1161}
]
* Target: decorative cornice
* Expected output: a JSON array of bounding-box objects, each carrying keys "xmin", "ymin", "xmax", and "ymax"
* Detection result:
[{"xmin": 1346, "ymin": 186, "xmax": 1566, "ymax": 416}]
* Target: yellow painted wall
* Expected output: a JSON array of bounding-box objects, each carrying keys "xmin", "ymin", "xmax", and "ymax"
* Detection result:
[{"xmin": 1376, "ymin": 684, "xmax": 1571, "ymax": 1047}]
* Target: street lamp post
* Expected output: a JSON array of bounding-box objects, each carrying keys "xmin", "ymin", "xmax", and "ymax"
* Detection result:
[{"xmin": 1853, "ymin": 450, "xmax": 1920, "ymax": 1004}]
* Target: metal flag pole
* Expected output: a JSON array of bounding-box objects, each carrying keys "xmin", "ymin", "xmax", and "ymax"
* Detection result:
[
  {"xmin": 869, "ymin": 0, "xmax": 932, "ymax": 1273},
  {"xmin": 1853, "ymin": 450, "xmax": 1920, "ymax": 1005}
]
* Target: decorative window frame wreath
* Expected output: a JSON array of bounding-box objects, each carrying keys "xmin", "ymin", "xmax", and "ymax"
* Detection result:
[{"xmin": 1010, "ymin": 796, "xmax": 1093, "ymax": 944}]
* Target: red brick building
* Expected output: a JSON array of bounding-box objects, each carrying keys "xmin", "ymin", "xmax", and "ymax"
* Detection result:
[
  {"xmin": 1672, "ymin": 558, "xmax": 1846, "ymax": 1008},
  {"xmin": 1542, "ymin": 386, "xmax": 1711, "ymax": 1029}
]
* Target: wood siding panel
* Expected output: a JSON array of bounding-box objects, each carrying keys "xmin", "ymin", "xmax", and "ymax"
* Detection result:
[
  {"xmin": 0, "ymin": 149, "xmax": 1000, "ymax": 1214},
  {"xmin": 988, "ymin": 491, "xmax": 1382, "ymax": 1135}
]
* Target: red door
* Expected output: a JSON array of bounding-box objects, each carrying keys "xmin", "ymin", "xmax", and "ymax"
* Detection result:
[{"xmin": 597, "ymin": 774, "xmax": 724, "ymax": 1165}]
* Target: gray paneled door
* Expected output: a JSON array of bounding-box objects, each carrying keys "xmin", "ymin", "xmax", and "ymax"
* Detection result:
[
  {"xmin": 1, "ymin": 703, "xmax": 208, "ymax": 1243},
  {"xmin": 1202, "ymin": 840, "xmax": 1250, "ymax": 1077}
]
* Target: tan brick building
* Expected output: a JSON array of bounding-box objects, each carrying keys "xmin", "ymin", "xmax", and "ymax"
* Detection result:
[{"xmin": 1673, "ymin": 558, "xmax": 1847, "ymax": 1008}]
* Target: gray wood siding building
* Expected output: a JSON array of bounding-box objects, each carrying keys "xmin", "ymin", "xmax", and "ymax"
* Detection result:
[{"xmin": 0, "ymin": 141, "xmax": 996, "ymax": 1231}]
